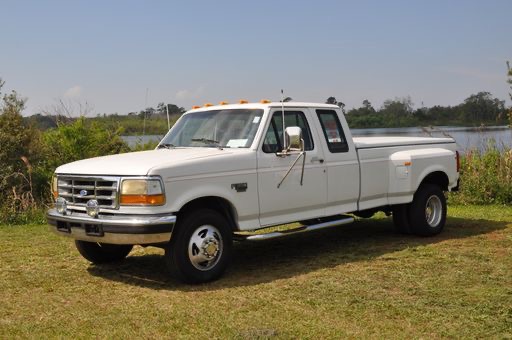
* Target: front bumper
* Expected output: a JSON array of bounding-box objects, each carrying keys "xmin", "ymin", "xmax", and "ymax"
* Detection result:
[{"xmin": 47, "ymin": 209, "xmax": 176, "ymax": 245}]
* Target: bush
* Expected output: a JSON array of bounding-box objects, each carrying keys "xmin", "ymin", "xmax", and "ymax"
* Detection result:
[
  {"xmin": 129, "ymin": 139, "xmax": 159, "ymax": 151},
  {"xmin": 449, "ymin": 142, "xmax": 512, "ymax": 205},
  {"xmin": 0, "ymin": 79, "xmax": 133, "ymax": 224},
  {"xmin": 41, "ymin": 116, "xmax": 130, "ymax": 175},
  {"xmin": 0, "ymin": 82, "xmax": 45, "ymax": 223}
]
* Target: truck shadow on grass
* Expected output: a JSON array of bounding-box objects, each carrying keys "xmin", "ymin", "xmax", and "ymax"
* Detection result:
[{"xmin": 87, "ymin": 216, "xmax": 508, "ymax": 290}]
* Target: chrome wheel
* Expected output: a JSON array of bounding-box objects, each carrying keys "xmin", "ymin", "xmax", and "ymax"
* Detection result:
[
  {"xmin": 425, "ymin": 195, "xmax": 442, "ymax": 227},
  {"xmin": 408, "ymin": 184, "xmax": 446, "ymax": 237},
  {"xmin": 188, "ymin": 225, "xmax": 223, "ymax": 271}
]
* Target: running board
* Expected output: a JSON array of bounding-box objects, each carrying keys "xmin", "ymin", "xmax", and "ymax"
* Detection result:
[{"xmin": 235, "ymin": 217, "xmax": 354, "ymax": 242}]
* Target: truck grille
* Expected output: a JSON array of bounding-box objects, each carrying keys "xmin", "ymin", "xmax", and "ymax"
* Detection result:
[{"xmin": 57, "ymin": 176, "xmax": 120, "ymax": 209}]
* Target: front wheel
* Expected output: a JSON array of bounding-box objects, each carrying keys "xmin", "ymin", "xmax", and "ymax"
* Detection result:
[
  {"xmin": 165, "ymin": 209, "xmax": 233, "ymax": 283},
  {"xmin": 408, "ymin": 184, "xmax": 447, "ymax": 236},
  {"xmin": 75, "ymin": 241, "xmax": 133, "ymax": 263},
  {"xmin": 392, "ymin": 204, "xmax": 411, "ymax": 234}
]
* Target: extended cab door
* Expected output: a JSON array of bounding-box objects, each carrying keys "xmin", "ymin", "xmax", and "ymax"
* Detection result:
[
  {"xmin": 257, "ymin": 108, "xmax": 327, "ymax": 226},
  {"xmin": 312, "ymin": 109, "xmax": 360, "ymax": 215}
]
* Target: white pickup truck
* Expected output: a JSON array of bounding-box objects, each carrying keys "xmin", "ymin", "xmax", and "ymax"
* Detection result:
[{"xmin": 48, "ymin": 101, "xmax": 460, "ymax": 283}]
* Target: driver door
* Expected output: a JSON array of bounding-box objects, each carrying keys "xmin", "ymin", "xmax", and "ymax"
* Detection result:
[{"xmin": 257, "ymin": 109, "xmax": 327, "ymax": 227}]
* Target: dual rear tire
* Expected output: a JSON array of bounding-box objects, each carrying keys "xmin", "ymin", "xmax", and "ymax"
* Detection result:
[{"xmin": 392, "ymin": 184, "xmax": 446, "ymax": 236}]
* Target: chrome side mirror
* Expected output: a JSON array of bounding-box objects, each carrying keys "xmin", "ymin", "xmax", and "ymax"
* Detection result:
[
  {"xmin": 284, "ymin": 126, "xmax": 304, "ymax": 152},
  {"xmin": 276, "ymin": 126, "xmax": 307, "ymax": 188}
]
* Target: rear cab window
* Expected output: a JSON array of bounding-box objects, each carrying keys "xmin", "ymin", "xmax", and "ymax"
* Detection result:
[{"xmin": 316, "ymin": 109, "xmax": 349, "ymax": 153}]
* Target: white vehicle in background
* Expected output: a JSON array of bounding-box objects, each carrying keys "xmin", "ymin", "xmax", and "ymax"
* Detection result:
[{"xmin": 48, "ymin": 101, "xmax": 460, "ymax": 283}]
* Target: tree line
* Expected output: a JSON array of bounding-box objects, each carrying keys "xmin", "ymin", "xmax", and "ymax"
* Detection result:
[
  {"xmin": 325, "ymin": 92, "xmax": 508, "ymax": 129},
  {"xmin": 24, "ymin": 91, "xmax": 510, "ymax": 136},
  {"xmin": 25, "ymin": 102, "xmax": 186, "ymax": 134}
]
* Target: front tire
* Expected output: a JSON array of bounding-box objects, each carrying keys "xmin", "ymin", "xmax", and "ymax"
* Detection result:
[
  {"xmin": 75, "ymin": 241, "xmax": 133, "ymax": 263},
  {"xmin": 165, "ymin": 209, "xmax": 233, "ymax": 284},
  {"xmin": 392, "ymin": 204, "xmax": 411, "ymax": 234},
  {"xmin": 408, "ymin": 184, "xmax": 446, "ymax": 236}
]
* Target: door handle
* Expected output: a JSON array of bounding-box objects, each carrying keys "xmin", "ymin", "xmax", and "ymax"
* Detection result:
[{"xmin": 311, "ymin": 157, "xmax": 324, "ymax": 163}]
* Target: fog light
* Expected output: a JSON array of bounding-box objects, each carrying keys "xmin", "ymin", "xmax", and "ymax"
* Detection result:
[
  {"xmin": 86, "ymin": 200, "xmax": 100, "ymax": 218},
  {"xmin": 56, "ymin": 197, "xmax": 67, "ymax": 215}
]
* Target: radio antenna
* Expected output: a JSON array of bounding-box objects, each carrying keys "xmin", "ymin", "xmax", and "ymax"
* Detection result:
[
  {"xmin": 142, "ymin": 87, "xmax": 149, "ymax": 142},
  {"xmin": 281, "ymin": 89, "xmax": 286, "ymax": 150},
  {"xmin": 166, "ymin": 103, "xmax": 170, "ymax": 130}
]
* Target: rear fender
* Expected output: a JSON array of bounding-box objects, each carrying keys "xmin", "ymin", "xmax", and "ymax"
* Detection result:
[{"xmin": 388, "ymin": 148, "xmax": 456, "ymax": 205}]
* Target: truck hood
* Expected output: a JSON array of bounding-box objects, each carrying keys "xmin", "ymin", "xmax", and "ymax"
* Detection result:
[{"xmin": 55, "ymin": 148, "xmax": 233, "ymax": 176}]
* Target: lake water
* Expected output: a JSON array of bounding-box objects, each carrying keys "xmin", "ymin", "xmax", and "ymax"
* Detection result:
[
  {"xmin": 353, "ymin": 126, "xmax": 512, "ymax": 153},
  {"xmin": 122, "ymin": 135, "xmax": 165, "ymax": 147},
  {"xmin": 122, "ymin": 126, "xmax": 512, "ymax": 153}
]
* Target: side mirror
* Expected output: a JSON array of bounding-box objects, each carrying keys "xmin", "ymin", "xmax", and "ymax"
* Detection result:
[
  {"xmin": 276, "ymin": 126, "xmax": 307, "ymax": 188},
  {"xmin": 283, "ymin": 126, "xmax": 304, "ymax": 152}
]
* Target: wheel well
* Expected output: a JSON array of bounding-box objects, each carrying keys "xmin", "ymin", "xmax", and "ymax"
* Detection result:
[
  {"xmin": 420, "ymin": 171, "xmax": 449, "ymax": 191},
  {"xmin": 178, "ymin": 196, "xmax": 239, "ymax": 231}
]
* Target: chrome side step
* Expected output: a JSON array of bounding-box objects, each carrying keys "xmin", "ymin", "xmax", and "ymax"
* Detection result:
[{"xmin": 235, "ymin": 217, "xmax": 354, "ymax": 242}]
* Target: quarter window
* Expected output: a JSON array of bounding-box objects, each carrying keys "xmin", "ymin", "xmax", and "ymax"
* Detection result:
[{"xmin": 316, "ymin": 109, "xmax": 349, "ymax": 153}]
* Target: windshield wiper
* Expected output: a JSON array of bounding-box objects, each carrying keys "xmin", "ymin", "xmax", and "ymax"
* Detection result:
[
  {"xmin": 191, "ymin": 138, "xmax": 226, "ymax": 150},
  {"xmin": 191, "ymin": 138, "xmax": 220, "ymax": 145},
  {"xmin": 157, "ymin": 143, "xmax": 175, "ymax": 149}
]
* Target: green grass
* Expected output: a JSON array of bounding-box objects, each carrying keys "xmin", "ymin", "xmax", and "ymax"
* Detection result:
[{"xmin": 1, "ymin": 205, "xmax": 511, "ymax": 338}]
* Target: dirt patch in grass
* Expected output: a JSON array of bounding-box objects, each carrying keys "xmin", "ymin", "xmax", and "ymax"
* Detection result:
[{"xmin": 1, "ymin": 205, "xmax": 511, "ymax": 338}]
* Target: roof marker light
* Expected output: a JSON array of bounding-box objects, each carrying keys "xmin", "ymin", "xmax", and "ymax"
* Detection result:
[
  {"xmin": 204, "ymin": 103, "xmax": 214, "ymax": 107},
  {"xmin": 260, "ymin": 99, "xmax": 271, "ymax": 104},
  {"xmin": 219, "ymin": 101, "xmax": 229, "ymax": 105},
  {"xmin": 192, "ymin": 105, "xmax": 201, "ymax": 109},
  {"xmin": 239, "ymin": 100, "xmax": 248, "ymax": 104}
]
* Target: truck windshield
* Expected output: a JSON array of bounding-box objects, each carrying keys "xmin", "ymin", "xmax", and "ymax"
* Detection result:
[{"xmin": 160, "ymin": 109, "xmax": 264, "ymax": 148}]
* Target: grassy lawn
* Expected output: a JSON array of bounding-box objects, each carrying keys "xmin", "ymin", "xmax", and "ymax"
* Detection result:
[{"xmin": 1, "ymin": 205, "xmax": 511, "ymax": 338}]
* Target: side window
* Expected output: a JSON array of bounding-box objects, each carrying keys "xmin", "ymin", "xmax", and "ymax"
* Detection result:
[
  {"xmin": 262, "ymin": 111, "xmax": 314, "ymax": 153},
  {"xmin": 316, "ymin": 109, "xmax": 349, "ymax": 153}
]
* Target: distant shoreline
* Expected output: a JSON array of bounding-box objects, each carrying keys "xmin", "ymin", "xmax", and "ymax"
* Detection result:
[{"xmin": 120, "ymin": 125, "xmax": 511, "ymax": 137}]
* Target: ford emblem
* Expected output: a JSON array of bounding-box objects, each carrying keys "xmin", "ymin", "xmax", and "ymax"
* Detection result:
[{"xmin": 79, "ymin": 189, "xmax": 88, "ymax": 197}]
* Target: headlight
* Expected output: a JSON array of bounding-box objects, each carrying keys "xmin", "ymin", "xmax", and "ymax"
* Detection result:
[
  {"xmin": 120, "ymin": 178, "xmax": 165, "ymax": 205},
  {"xmin": 51, "ymin": 175, "xmax": 58, "ymax": 199}
]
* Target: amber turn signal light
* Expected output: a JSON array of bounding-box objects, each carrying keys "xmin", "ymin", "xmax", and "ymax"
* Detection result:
[{"xmin": 120, "ymin": 194, "xmax": 165, "ymax": 205}]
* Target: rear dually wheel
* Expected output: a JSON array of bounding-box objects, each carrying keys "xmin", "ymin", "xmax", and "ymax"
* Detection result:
[{"xmin": 408, "ymin": 184, "xmax": 447, "ymax": 236}]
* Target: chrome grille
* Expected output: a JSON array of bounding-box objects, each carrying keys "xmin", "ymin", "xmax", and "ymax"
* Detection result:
[{"xmin": 57, "ymin": 176, "xmax": 120, "ymax": 209}]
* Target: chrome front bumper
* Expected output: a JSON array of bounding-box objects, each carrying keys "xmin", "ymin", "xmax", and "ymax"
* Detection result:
[{"xmin": 47, "ymin": 209, "xmax": 176, "ymax": 245}]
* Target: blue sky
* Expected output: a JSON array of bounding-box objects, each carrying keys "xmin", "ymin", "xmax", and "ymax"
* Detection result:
[{"xmin": 1, "ymin": 0, "xmax": 511, "ymax": 116}]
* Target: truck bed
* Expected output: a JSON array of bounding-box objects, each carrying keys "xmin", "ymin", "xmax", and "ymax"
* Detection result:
[
  {"xmin": 352, "ymin": 135, "xmax": 458, "ymax": 212},
  {"xmin": 353, "ymin": 136, "xmax": 455, "ymax": 149}
]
